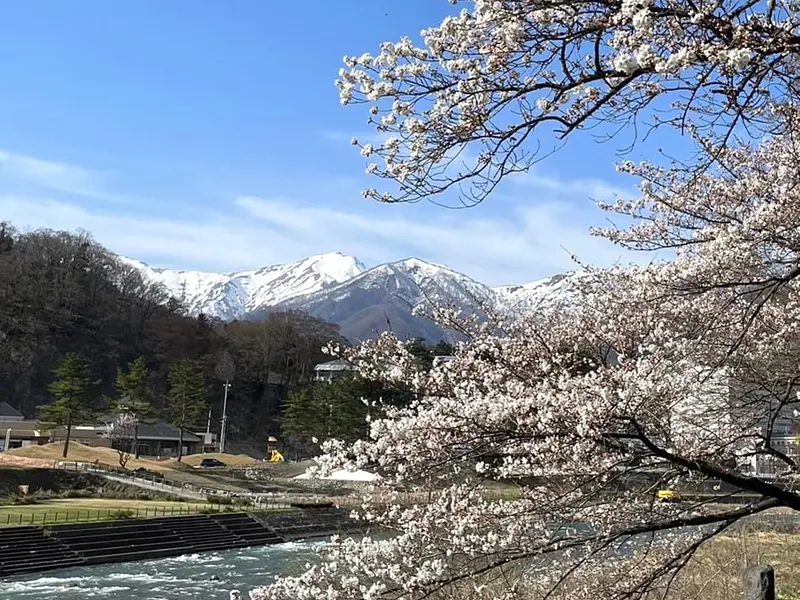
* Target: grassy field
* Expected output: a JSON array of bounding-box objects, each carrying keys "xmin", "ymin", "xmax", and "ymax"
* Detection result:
[{"xmin": 663, "ymin": 528, "xmax": 800, "ymax": 600}]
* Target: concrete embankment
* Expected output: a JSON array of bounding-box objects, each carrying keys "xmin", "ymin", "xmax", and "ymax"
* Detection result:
[{"xmin": 0, "ymin": 507, "xmax": 365, "ymax": 579}]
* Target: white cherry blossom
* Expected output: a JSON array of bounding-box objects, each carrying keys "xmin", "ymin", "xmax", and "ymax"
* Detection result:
[
  {"xmin": 252, "ymin": 106, "xmax": 800, "ymax": 599},
  {"xmin": 336, "ymin": 0, "xmax": 800, "ymax": 205}
]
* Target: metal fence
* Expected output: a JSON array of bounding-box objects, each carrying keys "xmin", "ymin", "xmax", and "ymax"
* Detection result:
[{"xmin": 0, "ymin": 503, "xmax": 243, "ymax": 527}]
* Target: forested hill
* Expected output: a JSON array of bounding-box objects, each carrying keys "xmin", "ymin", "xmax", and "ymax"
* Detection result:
[{"xmin": 0, "ymin": 222, "xmax": 344, "ymax": 441}]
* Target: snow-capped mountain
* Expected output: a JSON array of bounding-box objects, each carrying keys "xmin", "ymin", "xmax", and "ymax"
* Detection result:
[
  {"xmin": 494, "ymin": 272, "xmax": 579, "ymax": 314},
  {"xmin": 120, "ymin": 252, "xmax": 365, "ymax": 321},
  {"xmin": 125, "ymin": 253, "xmax": 575, "ymax": 341},
  {"xmin": 261, "ymin": 258, "xmax": 498, "ymax": 342}
]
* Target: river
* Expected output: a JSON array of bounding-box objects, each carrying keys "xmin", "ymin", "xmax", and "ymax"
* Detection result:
[
  {"xmin": 2, "ymin": 541, "xmax": 325, "ymax": 600},
  {"xmin": 4, "ymin": 515, "xmax": 787, "ymax": 600}
]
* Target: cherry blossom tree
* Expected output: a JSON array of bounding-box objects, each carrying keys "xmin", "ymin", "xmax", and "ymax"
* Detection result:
[
  {"xmin": 250, "ymin": 106, "xmax": 800, "ymax": 599},
  {"xmin": 243, "ymin": 2, "xmax": 800, "ymax": 598},
  {"xmin": 106, "ymin": 413, "xmax": 137, "ymax": 469},
  {"xmin": 338, "ymin": 0, "xmax": 800, "ymax": 206}
]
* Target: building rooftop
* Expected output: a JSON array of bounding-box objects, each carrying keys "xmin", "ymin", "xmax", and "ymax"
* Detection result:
[
  {"xmin": 0, "ymin": 420, "xmax": 43, "ymax": 432},
  {"xmin": 96, "ymin": 415, "xmax": 202, "ymax": 443},
  {"xmin": 0, "ymin": 402, "xmax": 24, "ymax": 420},
  {"xmin": 313, "ymin": 359, "xmax": 355, "ymax": 372},
  {"xmin": 138, "ymin": 421, "xmax": 202, "ymax": 443},
  {"xmin": 432, "ymin": 355, "xmax": 456, "ymax": 366}
]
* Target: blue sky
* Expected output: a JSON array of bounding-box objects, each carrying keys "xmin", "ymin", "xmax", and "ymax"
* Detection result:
[{"xmin": 0, "ymin": 0, "xmax": 647, "ymax": 286}]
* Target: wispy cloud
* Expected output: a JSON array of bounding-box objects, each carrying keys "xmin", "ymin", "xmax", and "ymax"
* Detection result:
[
  {"xmin": 0, "ymin": 150, "xmax": 126, "ymax": 202},
  {"xmin": 0, "ymin": 187, "xmax": 645, "ymax": 287},
  {"xmin": 0, "ymin": 195, "xmax": 308, "ymax": 272},
  {"xmin": 235, "ymin": 195, "xmax": 639, "ymax": 285},
  {"xmin": 0, "ymin": 149, "xmax": 649, "ymax": 286},
  {"xmin": 510, "ymin": 170, "xmax": 633, "ymax": 203}
]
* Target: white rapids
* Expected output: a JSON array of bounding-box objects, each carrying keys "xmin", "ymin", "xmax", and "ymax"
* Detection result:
[{"xmin": 2, "ymin": 540, "xmax": 325, "ymax": 600}]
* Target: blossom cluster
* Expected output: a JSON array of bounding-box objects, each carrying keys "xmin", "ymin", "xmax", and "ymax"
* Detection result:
[
  {"xmin": 245, "ymin": 104, "xmax": 800, "ymax": 599},
  {"xmin": 337, "ymin": 0, "xmax": 800, "ymax": 205}
]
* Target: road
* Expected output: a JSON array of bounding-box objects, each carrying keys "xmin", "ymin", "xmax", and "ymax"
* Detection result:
[{"xmin": 97, "ymin": 471, "xmax": 207, "ymax": 501}]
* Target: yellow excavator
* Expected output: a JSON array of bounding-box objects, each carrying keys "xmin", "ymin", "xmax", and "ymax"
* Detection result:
[
  {"xmin": 266, "ymin": 436, "xmax": 284, "ymax": 462},
  {"xmin": 656, "ymin": 489, "xmax": 681, "ymax": 503}
]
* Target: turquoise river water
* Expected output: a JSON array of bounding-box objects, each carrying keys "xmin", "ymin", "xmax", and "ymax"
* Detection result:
[{"xmin": 1, "ymin": 541, "xmax": 324, "ymax": 600}]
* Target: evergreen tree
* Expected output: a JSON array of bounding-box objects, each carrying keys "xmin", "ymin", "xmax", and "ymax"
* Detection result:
[
  {"xmin": 281, "ymin": 386, "xmax": 325, "ymax": 458},
  {"xmin": 405, "ymin": 337, "xmax": 432, "ymax": 369},
  {"xmin": 431, "ymin": 340, "xmax": 454, "ymax": 357},
  {"xmin": 38, "ymin": 353, "xmax": 94, "ymax": 458},
  {"xmin": 405, "ymin": 338, "xmax": 455, "ymax": 370},
  {"xmin": 323, "ymin": 378, "xmax": 369, "ymax": 443},
  {"xmin": 166, "ymin": 359, "xmax": 206, "ymax": 461},
  {"xmin": 282, "ymin": 376, "xmax": 411, "ymax": 458},
  {"xmin": 114, "ymin": 356, "xmax": 155, "ymax": 459}
]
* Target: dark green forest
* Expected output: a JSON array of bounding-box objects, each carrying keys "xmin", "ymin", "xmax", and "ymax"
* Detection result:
[{"xmin": 0, "ymin": 222, "xmax": 454, "ymax": 454}]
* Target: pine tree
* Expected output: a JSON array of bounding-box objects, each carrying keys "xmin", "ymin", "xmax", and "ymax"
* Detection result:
[
  {"xmin": 166, "ymin": 359, "xmax": 206, "ymax": 461},
  {"xmin": 282, "ymin": 386, "xmax": 325, "ymax": 456},
  {"xmin": 281, "ymin": 378, "xmax": 371, "ymax": 458},
  {"xmin": 114, "ymin": 357, "xmax": 155, "ymax": 459},
  {"xmin": 324, "ymin": 378, "xmax": 369, "ymax": 444},
  {"xmin": 405, "ymin": 337, "xmax": 433, "ymax": 369},
  {"xmin": 38, "ymin": 353, "xmax": 94, "ymax": 458},
  {"xmin": 432, "ymin": 340, "xmax": 454, "ymax": 356}
]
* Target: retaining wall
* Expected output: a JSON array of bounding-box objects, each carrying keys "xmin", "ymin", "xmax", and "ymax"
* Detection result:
[{"xmin": 0, "ymin": 507, "xmax": 363, "ymax": 579}]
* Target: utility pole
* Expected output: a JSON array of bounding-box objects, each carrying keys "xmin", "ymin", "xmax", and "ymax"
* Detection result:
[
  {"xmin": 219, "ymin": 380, "xmax": 231, "ymax": 454},
  {"xmin": 205, "ymin": 406, "xmax": 212, "ymax": 453}
]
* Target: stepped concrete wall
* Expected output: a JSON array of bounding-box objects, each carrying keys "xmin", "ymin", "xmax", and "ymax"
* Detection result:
[{"xmin": 0, "ymin": 507, "xmax": 365, "ymax": 579}]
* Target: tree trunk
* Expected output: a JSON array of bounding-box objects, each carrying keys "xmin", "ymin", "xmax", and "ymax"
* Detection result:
[
  {"xmin": 62, "ymin": 414, "xmax": 72, "ymax": 459},
  {"xmin": 134, "ymin": 417, "xmax": 140, "ymax": 459},
  {"xmin": 177, "ymin": 426, "xmax": 184, "ymax": 462}
]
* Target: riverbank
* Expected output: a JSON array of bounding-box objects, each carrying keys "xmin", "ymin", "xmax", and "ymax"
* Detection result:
[{"xmin": 0, "ymin": 507, "xmax": 367, "ymax": 579}]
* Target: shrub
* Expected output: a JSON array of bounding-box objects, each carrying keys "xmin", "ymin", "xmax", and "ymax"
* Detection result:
[{"xmin": 206, "ymin": 494, "xmax": 234, "ymax": 505}]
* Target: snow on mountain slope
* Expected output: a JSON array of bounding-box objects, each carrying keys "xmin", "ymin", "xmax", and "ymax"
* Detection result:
[
  {"xmin": 121, "ymin": 253, "xmax": 365, "ymax": 320},
  {"xmin": 493, "ymin": 272, "xmax": 581, "ymax": 314},
  {"xmin": 315, "ymin": 257, "xmax": 495, "ymax": 309},
  {"xmin": 269, "ymin": 257, "xmax": 498, "ymax": 341},
  {"xmin": 123, "ymin": 251, "xmax": 581, "ymax": 340}
]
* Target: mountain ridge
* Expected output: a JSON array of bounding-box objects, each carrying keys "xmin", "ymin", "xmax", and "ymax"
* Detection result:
[{"xmin": 125, "ymin": 253, "xmax": 574, "ymax": 341}]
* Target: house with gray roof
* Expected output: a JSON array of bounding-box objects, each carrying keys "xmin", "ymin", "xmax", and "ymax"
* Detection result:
[
  {"xmin": 314, "ymin": 359, "xmax": 356, "ymax": 382},
  {"xmin": 0, "ymin": 402, "xmax": 24, "ymax": 422},
  {"xmin": 96, "ymin": 415, "xmax": 202, "ymax": 458}
]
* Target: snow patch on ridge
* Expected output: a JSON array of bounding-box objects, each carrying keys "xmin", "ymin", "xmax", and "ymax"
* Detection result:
[
  {"xmin": 121, "ymin": 253, "xmax": 579, "ymax": 324},
  {"xmin": 120, "ymin": 252, "xmax": 365, "ymax": 320}
]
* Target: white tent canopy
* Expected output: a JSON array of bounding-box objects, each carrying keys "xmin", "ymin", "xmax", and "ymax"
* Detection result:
[{"xmin": 294, "ymin": 468, "xmax": 381, "ymax": 482}]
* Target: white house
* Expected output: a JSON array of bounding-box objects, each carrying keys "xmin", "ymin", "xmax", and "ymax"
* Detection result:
[{"xmin": 314, "ymin": 359, "xmax": 356, "ymax": 382}]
